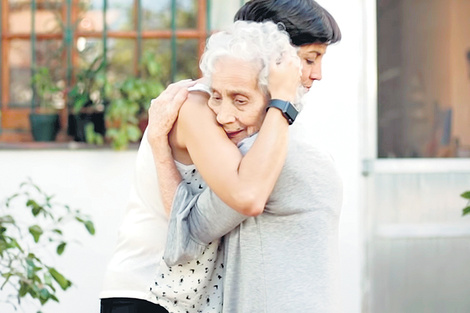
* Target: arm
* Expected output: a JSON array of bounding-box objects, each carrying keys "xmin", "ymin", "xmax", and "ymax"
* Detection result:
[
  {"xmin": 147, "ymin": 79, "xmax": 196, "ymax": 216},
  {"xmin": 179, "ymin": 54, "xmax": 300, "ymax": 216},
  {"xmin": 164, "ymin": 178, "xmax": 249, "ymax": 265},
  {"xmin": 150, "ymin": 54, "xmax": 300, "ymax": 217}
]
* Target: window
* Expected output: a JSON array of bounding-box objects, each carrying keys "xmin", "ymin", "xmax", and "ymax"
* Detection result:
[
  {"xmin": 377, "ymin": 0, "xmax": 470, "ymax": 158},
  {"xmin": 0, "ymin": 0, "xmax": 209, "ymax": 143}
]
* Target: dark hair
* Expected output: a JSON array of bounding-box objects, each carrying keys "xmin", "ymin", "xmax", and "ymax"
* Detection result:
[{"xmin": 234, "ymin": 0, "xmax": 341, "ymax": 46}]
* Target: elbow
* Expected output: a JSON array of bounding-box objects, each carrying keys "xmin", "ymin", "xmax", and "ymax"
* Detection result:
[{"xmin": 231, "ymin": 191, "xmax": 267, "ymax": 217}]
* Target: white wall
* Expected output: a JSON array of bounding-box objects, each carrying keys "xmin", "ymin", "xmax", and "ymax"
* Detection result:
[
  {"xmin": 308, "ymin": 1, "xmax": 364, "ymax": 312},
  {"xmin": 0, "ymin": 150, "xmax": 137, "ymax": 313}
]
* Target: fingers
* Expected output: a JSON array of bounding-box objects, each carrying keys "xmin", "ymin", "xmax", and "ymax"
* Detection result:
[
  {"xmin": 147, "ymin": 79, "xmax": 196, "ymax": 142},
  {"xmin": 172, "ymin": 87, "xmax": 190, "ymax": 113},
  {"xmin": 149, "ymin": 79, "xmax": 195, "ymax": 113},
  {"xmin": 268, "ymin": 51, "xmax": 301, "ymax": 101},
  {"xmin": 157, "ymin": 79, "xmax": 195, "ymax": 104}
]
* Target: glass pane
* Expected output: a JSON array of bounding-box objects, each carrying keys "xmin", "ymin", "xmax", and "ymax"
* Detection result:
[
  {"xmin": 107, "ymin": 38, "xmax": 135, "ymax": 82},
  {"xmin": 107, "ymin": 0, "xmax": 133, "ymax": 32},
  {"xmin": 76, "ymin": 37, "xmax": 104, "ymax": 67},
  {"xmin": 9, "ymin": 40, "xmax": 32, "ymax": 107},
  {"xmin": 77, "ymin": 0, "xmax": 105, "ymax": 33},
  {"xmin": 377, "ymin": 0, "xmax": 470, "ymax": 158},
  {"xmin": 141, "ymin": 0, "xmax": 171, "ymax": 30},
  {"xmin": 36, "ymin": 1, "xmax": 63, "ymax": 34},
  {"xmin": 176, "ymin": 0, "xmax": 197, "ymax": 29},
  {"xmin": 175, "ymin": 39, "xmax": 199, "ymax": 80},
  {"xmin": 36, "ymin": 39, "xmax": 63, "ymax": 68},
  {"xmin": 9, "ymin": 1, "xmax": 63, "ymax": 34},
  {"xmin": 8, "ymin": 1, "xmax": 31, "ymax": 34},
  {"xmin": 143, "ymin": 39, "xmax": 172, "ymax": 85}
]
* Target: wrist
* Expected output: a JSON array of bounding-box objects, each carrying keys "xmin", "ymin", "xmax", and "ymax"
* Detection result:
[
  {"xmin": 269, "ymin": 93, "xmax": 295, "ymax": 103},
  {"xmin": 266, "ymin": 99, "xmax": 299, "ymax": 125}
]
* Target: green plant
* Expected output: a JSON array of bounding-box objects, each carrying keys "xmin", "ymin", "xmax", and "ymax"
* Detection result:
[
  {"xmin": 0, "ymin": 179, "xmax": 95, "ymax": 312},
  {"xmin": 105, "ymin": 83, "xmax": 143, "ymax": 150},
  {"xmin": 105, "ymin": 52, "xmax": 165, "ymax": 150},
  {"xmin": 32, "ymin": 67, "xmax": 63, "ymax": 113},
  {"xmin": 461, "ymin": 191, "xmax": 470, "ymax": 216},
  {"xmin": 68, "ymin": 55, "xmax": 109, "ymax": 115}
]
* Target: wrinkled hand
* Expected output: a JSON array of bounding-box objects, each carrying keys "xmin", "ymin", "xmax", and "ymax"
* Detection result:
[
  {"xmin": 147, "ymin": 79, "xmax": 196, "ymax": 146},
  {"xmin": 268, "ymin": 47, "xmax": 301, "ymax": 102}
]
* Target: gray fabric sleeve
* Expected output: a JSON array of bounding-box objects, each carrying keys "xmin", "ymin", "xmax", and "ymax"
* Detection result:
[{"xmin": 163, "ymin": 182, "xmax": 248, "ymax": 266}]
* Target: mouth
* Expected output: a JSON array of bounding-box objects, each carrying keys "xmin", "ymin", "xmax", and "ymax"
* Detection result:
[{"xmin": 225, "ymin": 129, "xmax": 244, "ymax": 140}]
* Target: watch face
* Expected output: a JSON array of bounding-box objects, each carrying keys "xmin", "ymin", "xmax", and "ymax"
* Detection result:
[
  {"xmin": 269, "ymin": 99, "xmax": 298, "ymax": 125},
  {"xmin": 286, "ymin": 104, "xmax": 299, "ymax": 121}
]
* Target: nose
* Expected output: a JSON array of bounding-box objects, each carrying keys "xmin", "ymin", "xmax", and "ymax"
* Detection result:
[
  {"xmin": 309, "ymin": 62, "xmax": 322, "ymax": 81},
  {"xmin": 215, "ymin": 101, "xmax": 236, "ymax": 125}
]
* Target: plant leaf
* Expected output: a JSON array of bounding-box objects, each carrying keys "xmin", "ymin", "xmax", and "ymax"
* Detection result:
[
  {"xmin": 84, "ymin": 220, "xmax": 95, "ymax": 235},
  {"xmin": 461, "ymin": 191, "xmax": 470, "ymax": 199},
  {"xmin": 56, "ymin": 242, "xmax": 66, "ymax": 255},
  {"xmin": 29, "ymin": 225, "xmax": 44, "ymax": 243},
  {"xmin": 27, "ymin": 199, "xmax": 43, "ymax": 216},
  {"xmin": 463, "ymin": 206, "xmax": 470, "ymax": 216},
  {"xmin": 39, "ymin": 288, "xmax": 51, "ymax": 305},
  {"xmin": 48, "ymin": 267, "xmax": 72, "ymax": 290}
]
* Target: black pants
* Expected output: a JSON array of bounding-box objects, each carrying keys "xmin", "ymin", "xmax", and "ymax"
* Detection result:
[{"xmin": 100, "ymin": 298, "xmax": 169, "ymax": 313}]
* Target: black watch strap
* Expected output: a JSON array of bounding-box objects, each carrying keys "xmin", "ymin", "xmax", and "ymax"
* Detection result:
[{"xmin": 267, "ymin": 99, "xmax": 298, "ymax": 125}]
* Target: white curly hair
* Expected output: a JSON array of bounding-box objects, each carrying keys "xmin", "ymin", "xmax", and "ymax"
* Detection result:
[{"xmin": 199, "ymin": 20, "xmax": 301, "ymax": 101}]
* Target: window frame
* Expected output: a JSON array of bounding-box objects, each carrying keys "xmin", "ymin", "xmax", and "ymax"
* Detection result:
[{"xmin": 0, "ymin": 0, "xmax": 209, "ymax": 143}]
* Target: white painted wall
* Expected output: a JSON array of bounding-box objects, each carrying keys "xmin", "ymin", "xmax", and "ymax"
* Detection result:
[{"xmin": 0, "ymin": 150, "xmax": 137, "ymax": 313}]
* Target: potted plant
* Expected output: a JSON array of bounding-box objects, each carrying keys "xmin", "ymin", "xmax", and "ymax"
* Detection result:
[
  {"xmin": 105, "ymin": 52, "xmax": 164, "ymax": 150},
  {"xmin": 29, "ymin": 67, "xmax": 62, "ymax": 142},
  {"xmin": 0, "ymin": 179, "xmax": 95, "ymax": 311},
  {"xmin": 67, "ymin": 55, "xmax": 109, "ymax": 143}
]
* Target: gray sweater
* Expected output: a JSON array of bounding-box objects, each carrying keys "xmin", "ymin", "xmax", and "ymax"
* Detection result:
[{"xmin": 164, "ymin": 124, "xmax": 343, "ymax": 312}]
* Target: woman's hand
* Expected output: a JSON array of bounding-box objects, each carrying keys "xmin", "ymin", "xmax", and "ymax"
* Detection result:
[
  {"xmin": 147, "ymin": 79, "xmax": 196, "ymax": 147},
  {"xmin": 268, "ymin": 48, "xmax": 301, "ymax": 102}
]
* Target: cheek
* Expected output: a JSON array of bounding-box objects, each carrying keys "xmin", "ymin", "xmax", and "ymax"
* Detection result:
[
  {"xmin": 207, "ymin": 100, "xmax": 219, "ymax": 115},
  {"xmin": 300, "ymin": 64, "xmax": 311, "ymax": 82},
  {"xmin": 245, "ymin": 108, "xmax": 266, "ymax": 130}
]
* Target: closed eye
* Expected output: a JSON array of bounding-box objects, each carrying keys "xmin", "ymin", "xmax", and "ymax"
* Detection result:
[
  {"xmin": 305, "ymin": 58, "xmax": 315, "ymax": 65},
  {"xmin": 211, "ymin": 93, "xmax": 222, "ymax": 102},
  {"xmin": 235, "ymin": 98, "xmax": 247, "ymax": 105}
]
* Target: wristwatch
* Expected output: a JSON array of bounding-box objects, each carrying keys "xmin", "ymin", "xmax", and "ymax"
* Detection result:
[{"xmin": 267, "ymin": 99, "xmax": 299, "ymax": 125}]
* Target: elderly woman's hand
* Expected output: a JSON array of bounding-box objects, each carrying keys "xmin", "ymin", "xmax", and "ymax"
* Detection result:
[
  {"xmin": 147, "ymin": 79, "xmax": 196, "ymax": 147},
  {"xmin": 268, "ymin": 48, "xmax": 301, "ymax": 102}
]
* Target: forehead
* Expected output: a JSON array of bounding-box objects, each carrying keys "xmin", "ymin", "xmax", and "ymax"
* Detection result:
[
  {"xmin": 211, "ymin": 57, "xmax": 261, "ymax": 93},
  {"xmin": 298, "ymin": 43, "xmax": 328, "ymax": 56}
]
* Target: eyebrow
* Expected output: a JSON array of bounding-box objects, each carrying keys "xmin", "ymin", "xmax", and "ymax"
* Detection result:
[{"xmin": 211, "ymin": 87, "xmax": 251, "ymax": 97}]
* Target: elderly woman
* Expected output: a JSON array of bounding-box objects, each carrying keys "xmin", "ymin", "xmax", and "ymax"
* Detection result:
[
  {"xmin": 149, "ymin": 20, "xmax": 342, "ymax": 313},
  {"xmin": 145, "ymin": 21, "xmax": 302, "ymax": 313}
]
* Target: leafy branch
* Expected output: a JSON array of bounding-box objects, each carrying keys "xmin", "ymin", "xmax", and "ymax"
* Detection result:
[
  {"xmin": 461, "ymin": 191, "xmax": 470, "ymax": 216},
  {"xmin": 0, "ymin": 179, "xmax": 95, "ymax": 312}
]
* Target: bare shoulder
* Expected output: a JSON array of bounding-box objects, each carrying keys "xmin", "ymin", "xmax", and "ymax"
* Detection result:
[
  {"xmin": 169, "ymin": 90, "xmax": 214, "ymax": 155},
  {"xmin": 179, "ymin": 90, "xmax": 212, "ymax": 119}
]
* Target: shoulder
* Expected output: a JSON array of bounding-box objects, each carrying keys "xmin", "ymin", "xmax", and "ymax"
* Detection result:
[
  {"xmin": 178, "ymin": 90, "xmax": 212, "ymax": 120},
  {"xmin": 170, "ymin": 89, "xmax": 217, "ymax": 150}
]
